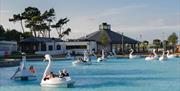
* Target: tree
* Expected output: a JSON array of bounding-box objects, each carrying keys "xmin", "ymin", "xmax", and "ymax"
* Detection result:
[
  {"xmin": 41, "ymin": 8, "xmax": 55, "ymax": 38},
  {"xmin": 168, "ymin": 32, "xmax": 178, "ymax": 46},
  {"xmin": 22, "ymin": 7, "xmax": 55, "ymax": 37},
  {"xmin": 140, "ymin": 40, "xmax": 149, "ymax": 52},
  {"xmin": 167, "ymin": 32, "xmax": 178, "ymax": 51},
  {"xmin": 22, "ymin": 7, "xmax": 41, "ymax": 37},
  {"xmin": 100, "ymin": 30, "xmax": 109, "ymax": 50},
  {"xmin": 9, "ymin": 14, "xmax": 25, "ymax": 33},
  {"xmin": 51, "ymin": 18, "xmax": 71, "ymax": 38},
  {"xmin": 9, "ymin": 7, "xmax": 71, "ymax": 38},
  {"xmin": 153, "ymin": 39, "xmax": 161, "ymax": 49},
  {"xmin": 0, "ymin": 24, "xmax": 5, "ymax": 37},
  {"xmin": 161, "ymin": 40, "xmax": 168, "ymax": 50},
  {"xmin": 5, "ymin": 29, "xmax": 22, "ymax": 41},
  {"xmin": 22, "ymin": 32, "xmax": 33, "ymax": 39}
]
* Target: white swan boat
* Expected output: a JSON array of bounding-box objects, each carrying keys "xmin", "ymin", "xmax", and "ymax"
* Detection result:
[
  {"xmin": 166, "ymin": 50, "xmax": 176, "ymax": 59},
  {"xmin": 72, "ymin": 51, "xmax": 92, "ymax": 65},
  {"xmin": 41, "ymin": 54, "xmax": 75, "ymax": 87},
  {"xmin": 11, "ymin": 53, "xmax": 36, "ymax": 81},
  {"xmin": 129, "ymin": 49, "xmax": 140, "ymax": 59},
  {"xmin": 107, "ymin": 49, "xmax": 117, "ymax": 59},
  {"xmin": 145, "ymin": 49, "xmax": 158, "ymax": 61},
  {"xmin": 159, "ymin": 51, "xmax": 168, "ymax": 61},
  {"xmin": 97, "ymin": 50, "xmax": 106, "ymax": 62},
  {"xmin": 65, "ymin": 52, "xmax": 74, "ymax": 60}
]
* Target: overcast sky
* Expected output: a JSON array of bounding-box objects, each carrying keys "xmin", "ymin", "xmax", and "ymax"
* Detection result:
[{"xmin": 0, "ymin": 0, "xmax": 179, "ymax": 43}]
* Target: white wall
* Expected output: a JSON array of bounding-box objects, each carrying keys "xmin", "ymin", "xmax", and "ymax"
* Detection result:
[
  {"xmin": 0, "ymin": 41, "xmax": 17, "ymax": 56},
  {"xmin": 35, "ymin": 41, "xmax": 97, "ymax": 55}
]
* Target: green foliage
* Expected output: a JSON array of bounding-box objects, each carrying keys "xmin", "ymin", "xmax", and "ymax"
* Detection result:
[
  {"xmin": 0, "ymin": 25, "xmax": 5, "ymax": 37},
  {"xmin": 168, "ymin": 32, "xmax": 178, "ymax": 45},
  {"xmin": 100, "ymin": 31, "xmax": 109, "ymax": 46},
  {"xmin": 21, "ymin": 7, "xmax": 41, "ymax": 20},
  {"xmin": 9, "ymin": 6, "xmax": 71, "ymax": 38},
  {"xmin": 9, "ymin": 14, "xmax": 25, "ymax": 33},
  {"xmin": 5, "ymin": 29, "xmax": 22, "ymax": 41},
  {"xmin": 51, "ymin": 17, "xmax": 71, "ymax": 38},
  {"xmin": 153, "ymin": 39, "xmax": 161, "ymax": 48},
  {"xmin": 22, "ymin": 32, "xmax": 33, "ymax": 39},
  {"xmin": 140, "ymin": 40, "xmax": 149, "ymax": 51},
  {"xmin": 10, "ymin": 7, "xmax": 57, "ymax": 38}
]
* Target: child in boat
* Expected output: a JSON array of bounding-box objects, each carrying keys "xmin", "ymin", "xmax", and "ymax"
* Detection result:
[{"xmin": 29, "ymin": 65, "xmax": 36, "ymax": 74}]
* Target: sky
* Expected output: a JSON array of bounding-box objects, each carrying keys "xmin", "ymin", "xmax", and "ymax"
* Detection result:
[{"xmin": 0, "ymin": 0, "xmax": 180, "ymax": 43}]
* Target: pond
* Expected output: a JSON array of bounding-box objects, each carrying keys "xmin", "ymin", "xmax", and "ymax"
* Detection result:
[{"xmin": 0, "ymin": 57, "xmax": 180, "ymax": 91}]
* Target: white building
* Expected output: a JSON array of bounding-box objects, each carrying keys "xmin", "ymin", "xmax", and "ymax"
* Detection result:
[
  {"xmin": 20, "ymin": 37, "xmax": 97, "ymax": 55},
  {"xmin": 0, "ymin": 41, "xmax": 17, "ymax": 56}
]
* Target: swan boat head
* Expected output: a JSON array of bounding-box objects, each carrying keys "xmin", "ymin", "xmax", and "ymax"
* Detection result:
[{"xmin": 44, "ymin": 54, "xmax": 52, "ymax": 61}]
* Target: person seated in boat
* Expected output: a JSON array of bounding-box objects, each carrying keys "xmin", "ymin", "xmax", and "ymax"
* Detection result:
[
  {"xmin": 79, "ymin": 57, "xmax": 86, "ymax": 62},
  {"xmin": 59, "ymin": 70, "xmax": 65, "ymax": 78},
  {"xmin": 43, "ymin": 72, "xmax": 57, "ymax": 81},
  {"xmin": 29, "ymin": 65, "xmax": 36, "ymax": 74},
  {"xmin": 59, "ymin": 69, "xmax": 69, "ymax": 78},
  {"xmin": 44, "ymin": 72, "xmax": 51, "ymax": 81},
  {"xmin": 63, "ymin": 69, "xmax": 69, "ymax": 77},
  {"xmin": 50, "ymin": 72, "xmax": 58, "ymax": 78},
  {"xmin": 148, "ymin": 53, "xmax": 154, "ymax": 58}
]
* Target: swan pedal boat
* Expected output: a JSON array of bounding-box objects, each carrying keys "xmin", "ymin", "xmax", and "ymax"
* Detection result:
[
  {"xmin": 41, "ymin": 54, "xmax": 75, "ymax": 87},
  {"xmin": 97, "ymin": 49, "xmax": 106, "ymax": 62},
  {"xmin": 159, "ymin": 51, "xmax": 168, "ymax": 61},
  {"xmin": 129, "ymin": 49, "xmax": 140, "ymax": 59},
  {"xmin": 72, "ymin": 60, "xmax": 92, "ymax": 65},
  {"xmin": 145, "ymin": 56, "xmax": 158, "ymax": 61},
  {"xmin": 11, "ymin": 53, "xmax": 36, "ymax": 81},
  {"xmin": 97, "ymin": 57, "xmax": 106, "ymax": 62},
  {"xmin": 145, "ymin": 49, "xmax": 158, "ymax": 61},
  {"xmin": 12, "ymin": 69, "xmax": 36, "ymax": 81},
  {"xmin": 40, "ymin": 77, "xmax": 75, "ymax": 87},
  {"xmin": 166, "ymin": 50, "xmax": 176, "ymax": 59}
]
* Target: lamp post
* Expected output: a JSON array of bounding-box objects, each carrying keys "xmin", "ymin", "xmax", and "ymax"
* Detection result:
[
  {"xmin": 19, "ymin": 35, "xmax": 23, "ymax": 52},
  {"xmin": 121, "ymin": 32, "xmax": 124, "ymax": 54},
  {"xmin": 162, "ymin": 32, "xmax": 165, "ymax": 50}
]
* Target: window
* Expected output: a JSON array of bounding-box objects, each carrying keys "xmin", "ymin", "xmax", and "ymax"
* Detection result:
[
  {"xmin": 48, "ymin": 45, "xmax": 53, "ymax": 51},
  {"xmin": 66, "ymin": 45, "xmax": 87, "ymax": 50},
  {"xmin": 41, "ymin": 44, "xmax": 46, "ymax": 51},
  {"xmin": 56, "ymin": 45, "xmax": 61, "ymax": 50}
]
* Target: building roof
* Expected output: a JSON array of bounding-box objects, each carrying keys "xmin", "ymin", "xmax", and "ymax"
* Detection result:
[
  {"xmin": 79, "ymin": 23, "xmax": 140, "ymax": 44},
  {"xmin": 20, "ymin": 37, "xmax": 63, "ymax": 43}
]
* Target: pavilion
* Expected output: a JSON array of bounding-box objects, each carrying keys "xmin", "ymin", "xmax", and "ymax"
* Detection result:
[{"xmin": 78, "ymin": 23, "xmax": 140, "ymax": 54}]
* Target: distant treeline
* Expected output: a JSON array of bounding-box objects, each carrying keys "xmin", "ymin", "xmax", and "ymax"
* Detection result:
[{"xmin": 0, "ymin": 24, "xmax": 32, "ymax": 41}]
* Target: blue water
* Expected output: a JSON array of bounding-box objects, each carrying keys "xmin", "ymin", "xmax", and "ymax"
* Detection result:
[{"xmin": 0, "ymin": 58, "xmax": 180, "ymax": 91}]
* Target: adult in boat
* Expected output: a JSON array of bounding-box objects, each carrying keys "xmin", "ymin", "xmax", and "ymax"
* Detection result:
[{"xmin": 59, "ymin": 69, "xmax": 69, "ymax": 78}]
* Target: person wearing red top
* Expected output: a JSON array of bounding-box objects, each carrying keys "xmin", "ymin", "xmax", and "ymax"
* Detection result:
[{"xmin": 29, "ymin": 65, "xmax": 36, "ymax": 74}]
